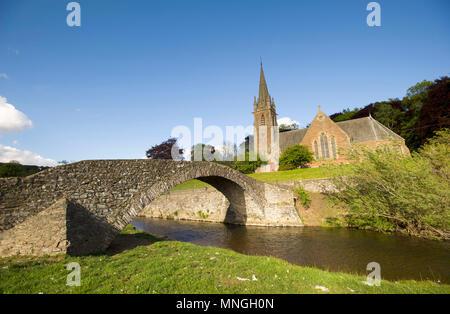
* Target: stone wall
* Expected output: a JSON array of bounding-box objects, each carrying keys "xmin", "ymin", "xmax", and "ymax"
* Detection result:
[
  {"xmin": 273, "ymin": 178, "xmax": 338, "ymax": 193},
  {"xmin": 141, "ymin": 184, "xmax": 302, "ymax": 227},
  {"xmin": 141, "ymin": 188, "xmax": 229, "ymax": 223},
  {"xmin": 0, "ymin": 198, "xmax": 117, "ymax": 257}
]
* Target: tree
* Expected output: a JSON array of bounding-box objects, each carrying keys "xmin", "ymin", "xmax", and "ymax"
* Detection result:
[
  {"xmin": 415, "ymin": 77, "xmax": 450, "ymax": 148},
  {"xmin": 373, "ymin": 101, "xmax": 401, "ymax": 129},
  {"xmin": 329, "ymin": 130, "xmax": 450, "ymax": 240},
  {"xmin": 190, "ymin": 143, "xmax": 216, "ymax": 161},
  {"xmin": 0, "ymin": 162, "xmax": 27, "ymax": 178},
  {"xmin": 279, "ymin": 145, "xmax": 314, "ymax": 170},
  {"xmin": 279, "ymin": 122, "xmax": 299, "ymax": 131},
  {"xmin": 146, "ymin": 138, "xmax": 184, "ymax": 160},
  {"xmin": 217, "ymin": 152, "xmax": 267, "ymax": 174}
]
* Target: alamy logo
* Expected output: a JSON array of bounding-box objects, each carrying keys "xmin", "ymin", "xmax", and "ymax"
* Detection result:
[
  {"xmin": 66, "ymin": 2, "xmax": 81, "ymax": 27},
  {"xmin": 364, "ymin": 262, "xmax": 381, "ymax": 286},
  {"xmin": 366, "ymin": 2, "xmax": 381, "ymax": 27},
  {"xmin": 66, "ymin": 262, "xmax": 81, "ymax": 286}
]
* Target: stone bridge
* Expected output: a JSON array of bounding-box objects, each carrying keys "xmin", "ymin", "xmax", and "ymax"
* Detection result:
[{"xmin": 0, "ymin": 160, "xmax": 301, "ymax": 256}]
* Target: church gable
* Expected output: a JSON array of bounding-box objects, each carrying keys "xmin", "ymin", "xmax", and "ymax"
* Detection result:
[{"xmin": 300, "ymin": 107, "xmax": 351, "ymax": 160}]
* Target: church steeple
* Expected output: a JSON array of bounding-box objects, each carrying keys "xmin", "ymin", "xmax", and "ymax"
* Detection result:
[
  {"xmin": 253, "ymin": 61, "xmax": 278, "ymax": 158},
  {"xmin": 258, "ymin": 62, "xmax": 271, "ymax": 108}
]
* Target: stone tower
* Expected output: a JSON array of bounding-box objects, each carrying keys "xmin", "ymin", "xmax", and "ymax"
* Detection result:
[{"xmin": 253, "ymin": 62, "xmax": 278, "ymax": 158}]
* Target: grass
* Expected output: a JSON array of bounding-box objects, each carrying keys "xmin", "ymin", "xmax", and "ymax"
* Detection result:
[
  {"xmin": 1, "ymin": 228, "xmax": 448, "ymax": 294},
  {"xmin": 170, "ymin": 180, "xmax": 212, "ymax": 191},
  {"xmin": 119, "ymin": 224, "xmax": 165, "ymax": 241},
  {"xmin": 170, "ymin": 165, "xmax": 351, "ymax": 191},
  {"xmin": 248, "ymin": 165, "xmax": 350, "ymax": 182}
]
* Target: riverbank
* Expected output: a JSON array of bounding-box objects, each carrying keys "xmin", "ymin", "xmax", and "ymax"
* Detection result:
[{"xmin": 1, "ymin": 226, "xmax": 448, "ymax": 294}]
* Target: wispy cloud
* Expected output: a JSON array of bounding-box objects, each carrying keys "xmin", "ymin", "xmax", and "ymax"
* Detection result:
[
  {"xmin": 8, "ymin": 47, "xmax": 19, "ymax": 55},
  {"xmin": 0, "ymin": 144, "xmax": 57, "ymax": 166},
  {"xmin": 0, "ymin": 73, "xmax": 8, "ymax": 79},
  {"xmin": 0, "ymin": 96, "xmax": 33, "ymax": 134}
]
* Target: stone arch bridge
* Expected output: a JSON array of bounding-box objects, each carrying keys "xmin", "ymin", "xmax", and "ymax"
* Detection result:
[{"xmin": 0, "ymin": 160, "xmax": 301, "ymax": 256}]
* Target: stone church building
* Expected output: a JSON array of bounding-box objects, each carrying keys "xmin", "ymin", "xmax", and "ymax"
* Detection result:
[{"xmin": 252, "ymin": 64, "xmax": 410, "ymax": 171}]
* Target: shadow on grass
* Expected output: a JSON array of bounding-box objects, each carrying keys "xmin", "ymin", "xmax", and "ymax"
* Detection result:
[{"xmin": 104, "ymin": 225, "xmax": 166, "ymax": 255}]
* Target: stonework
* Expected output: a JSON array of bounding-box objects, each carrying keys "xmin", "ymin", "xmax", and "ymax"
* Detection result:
[
  {"xmin": 140, "ymin": 185, "xmax": 300, "ymax": 227},
  {"xmin": 253, "ymin": 63, "xmax": 279, "ymax": 170},
  {"xmin": 141, "ymin": 188, "xmax": 230, "ymax": 223},
  {"xmin": 0, "ymin": 159, "xmax": 302, "ymax": 256},
  {"xmin": 0, "ymin": 198, "xmax": 117, "ymax": 257}
]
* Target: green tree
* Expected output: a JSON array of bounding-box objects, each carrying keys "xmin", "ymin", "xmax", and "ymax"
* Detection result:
[
  {"xmin": 279, "ymin": 145, "xmax": 314, "ymax": 170},
  {"xmin": 190, "ymin": 143, "xmax": 216, "ymax": 161},
  {"xmin": 374, "ymin": 101, "xmax": 401, "ymax": 129},
  {"xmin": 0, "ymin": 162, "xmax": 27, "ymax": 178}
]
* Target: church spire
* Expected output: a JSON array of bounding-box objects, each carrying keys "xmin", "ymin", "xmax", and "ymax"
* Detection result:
[{"xmin": 258, "ymin": 61, "xmax": 271, "ymax": 108}]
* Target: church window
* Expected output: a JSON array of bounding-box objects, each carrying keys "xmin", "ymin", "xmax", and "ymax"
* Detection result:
[
  {"xmin": 320, "ymin": 133, "xmax": 330, "ymax": 159},
  {"xmin": 314, "ymin": 140, "xmax": 319, "ymax": 160},
  {"xmin": 260, "ymin": 115, "xmax": 265, "ymax": 126},
  {"xmin": 331, "ymin": 137, "xmax": 337, "ymax": 159}
]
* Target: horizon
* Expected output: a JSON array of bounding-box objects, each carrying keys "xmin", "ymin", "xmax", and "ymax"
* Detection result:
[{"xmin": 1, "ymin": 0, "xmax": 449, "ymax": 165}]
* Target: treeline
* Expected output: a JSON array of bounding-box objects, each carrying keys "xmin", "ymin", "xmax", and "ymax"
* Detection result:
[
  {"xmin": 330, "ymin": 76, "xmax": 450, "ymax": 151},
  {"xmin": 0, "ymin": 162, "xmax": 49, "ymax": 178}
]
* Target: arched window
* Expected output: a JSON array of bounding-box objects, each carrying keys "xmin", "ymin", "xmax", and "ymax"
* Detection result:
[
  {"xmin": 314, "ymin": 140, "xmax": 319, "ymax": 160},
  {"xmin": 320, "ymin": 133, "xmax": 330, "ymax": 159},
  {"xmin": 260, "ymin": 115, "xmax": 265, "ymax": 126},
  {"xmin": 331, "ymin": 137, "xmax": 337, "ymax": 159}
]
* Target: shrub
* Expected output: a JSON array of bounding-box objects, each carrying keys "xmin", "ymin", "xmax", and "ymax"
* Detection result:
[
  {"xmin": 329, "ymin": 130, "xmax": 450, "ymax": 240},
  {"xmin": 294, "ymin": 184, "xmax": 311, "ymax": 209},
  {"xmin": 279, "ymin": 145, "xmax": 314, "ymax": 169},
  {"xmin": 278, "ymin": 164, "xmax": 296, "ymax": 171},
  {"xmin": 217, "ymin": 152, "xmax": 267, "ymax": 174}
]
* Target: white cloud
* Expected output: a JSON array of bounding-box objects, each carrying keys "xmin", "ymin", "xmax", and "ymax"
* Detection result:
[
  {"xmin": 0, "ymin": 96, "xmax": 33, "ymax": 134},
  {"xmin": 0, "ymin": 73, "xmax": 8, "ymax": 79},
  {"xmin": 0, "ymin": 144, "xmax": 57, "ymax": 166},
  {"xmin": 277, "ymin": 117, "xmax": 300, "ymax": 127}
]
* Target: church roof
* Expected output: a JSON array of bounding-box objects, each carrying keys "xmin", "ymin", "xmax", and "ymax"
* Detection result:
[
  {"xmin": 279, "ymin": 128, "xmax": 308, "ymax": 152},
  {"xmin": 336, "ymin": 116, "xmax": 403, "ymax": 143},
  {"xmin": 279, "ymin": 116, "xmax": 403, "ymax": 152}
]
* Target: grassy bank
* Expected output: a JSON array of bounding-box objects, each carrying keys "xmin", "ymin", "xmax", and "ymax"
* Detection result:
[
  {"xmin": 1, "ymin": 228, "xmax": 448, "ymax": 294},
  {"xmin": 171, "ymin": 165, "xmax": 349, "ymax": 191}
]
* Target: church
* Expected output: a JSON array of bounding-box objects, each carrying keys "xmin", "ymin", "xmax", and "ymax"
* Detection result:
[{"xmin": 251, "ymin": 63, "xmax": 410, "ymax": 172}]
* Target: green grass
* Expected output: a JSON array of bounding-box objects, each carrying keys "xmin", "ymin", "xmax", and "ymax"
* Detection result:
[
  {"xmin": 1, "ymin": 233, "xmax": 448, "ymax": 294},
  {"xmin": 169, "ymin": 165, "xmax": 351, "ymax": 191},
  {"xmin": 248, "ymin": 165, "xmax": 350, "ymax": 182},
  {"xmin": 119, "ymin": 224, "xmax": 165, "ymax": 241},
  {"xmin": 170, "ymin": 180, "xmax": 211, "ymax": 191}
]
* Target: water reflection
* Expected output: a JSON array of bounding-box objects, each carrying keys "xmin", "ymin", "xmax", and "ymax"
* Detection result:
[{"xmin": 132, "ymin": 217, "xmax": 450, "ymax": 283}]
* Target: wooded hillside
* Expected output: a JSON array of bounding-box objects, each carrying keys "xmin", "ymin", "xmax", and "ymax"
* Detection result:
[{"xmin": 330, "ymin": 76, "xmax": 450, "ymax": 151}]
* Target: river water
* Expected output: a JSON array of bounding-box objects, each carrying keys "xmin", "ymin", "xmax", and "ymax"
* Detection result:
[{"xmin": 132, "ymin": 217, "xmax": 450, "ymax": 283}]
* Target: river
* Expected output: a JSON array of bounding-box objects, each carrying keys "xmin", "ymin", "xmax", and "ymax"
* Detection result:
[{"xmin": 132, "ymin": 217, "xmax": 450, "ymax": 283}]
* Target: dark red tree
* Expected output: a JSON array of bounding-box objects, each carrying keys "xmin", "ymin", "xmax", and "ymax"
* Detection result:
[
  {"xmin": 146, "ymin": 138, "xmax": 184, "ymax": 160},
  {"xmin": 415, "ymin": 76, "xmax": 450, "ymax": 146}
]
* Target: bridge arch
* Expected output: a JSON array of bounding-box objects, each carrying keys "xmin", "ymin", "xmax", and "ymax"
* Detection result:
[{"xmin": 121, "ymin": 163, "xmax": 266, "ymax": 230}]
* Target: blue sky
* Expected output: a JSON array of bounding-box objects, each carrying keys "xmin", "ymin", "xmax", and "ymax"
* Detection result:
[{"xmin": 0, "ymin": 0, "xmax": 449, "ymax": 164}]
